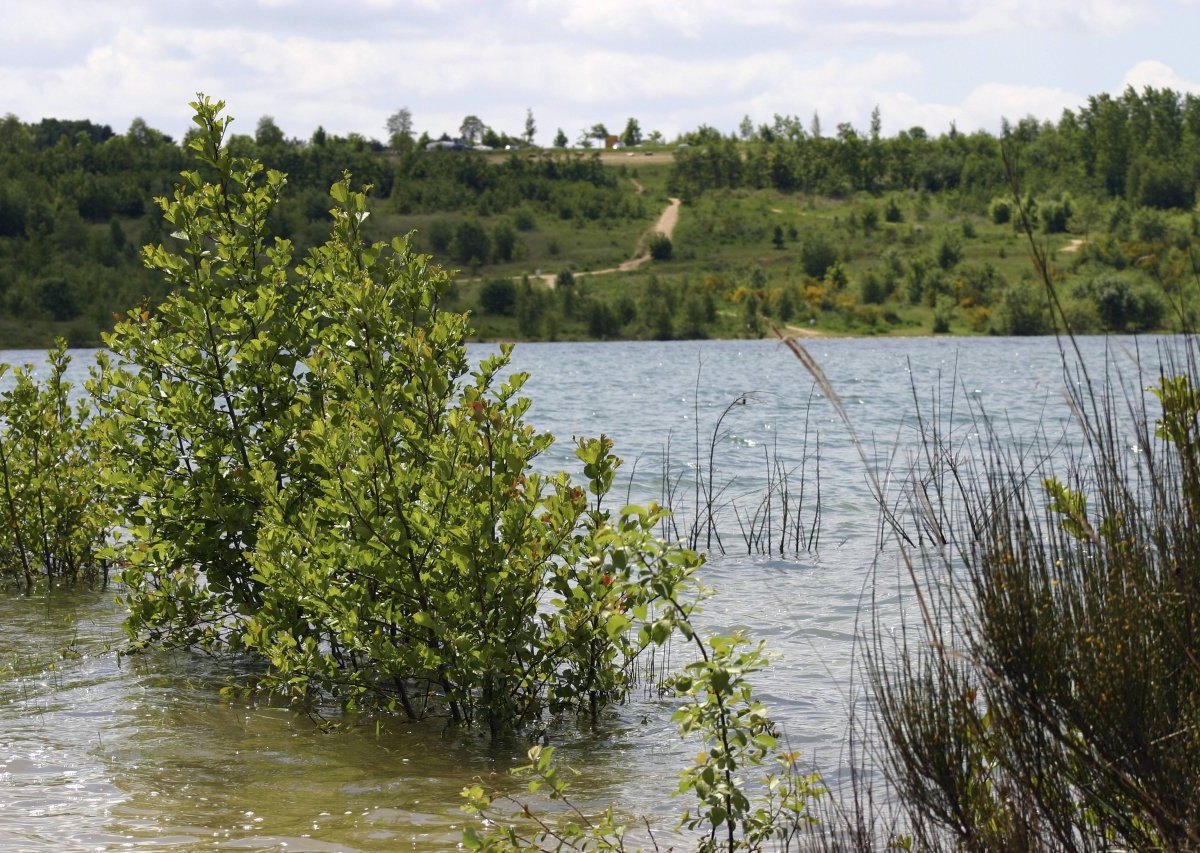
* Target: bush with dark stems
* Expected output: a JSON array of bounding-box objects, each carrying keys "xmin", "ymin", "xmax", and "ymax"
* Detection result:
[
  {"xmin": 860, "ymin": 334, "xmax": 1200, "ymax": 851},
  {"xmin": 853, "ymin": 144, "xmax": 1200, "ymax": 851}
]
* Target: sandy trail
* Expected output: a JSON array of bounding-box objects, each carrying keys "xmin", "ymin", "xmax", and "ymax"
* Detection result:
[
  {"xmin": 533, "ymin": 196, "xmax": 682, "ymax": 286},
  {"xmin": 1061, "ymin": 238, "xmax": 1087, "ymax": 253},
  {"xmin": 777, "ymin": 323, "xmax": 827, "ymax": 338},
  {"xmin": 618, "ymin": 197, "xmax": 681, "ymax": 272}
]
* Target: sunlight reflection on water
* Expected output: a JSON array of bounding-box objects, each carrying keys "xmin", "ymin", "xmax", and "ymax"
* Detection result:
[{"xmin": 0, "ymin": 334, "xmax": 1180, "ymax": 849}]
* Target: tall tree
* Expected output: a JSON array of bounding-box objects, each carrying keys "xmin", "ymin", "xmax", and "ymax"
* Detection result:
[
  {"xmin": 620, "ymin": 117, "xmax": 642, "ymax": 147},
  {"xmin": 866, "ymin": 105, "xmax": 885, "ymax": 190},
  {"xmin": 772, "ymin": 113, "xmax": 804, "ymax": 141},
  {"xmin": 0, "ymin": 113, "xmax": 31, "ymax": 153},
  {"xmin": 126, "ymin": 117, "xmax": 159, "ymax": 146},
  {"xmin": 459, "ymin": 115, "xmax": 485, "ymax": 145},
  {"xmin": 255, "ymin": 115, "xmax": 284, "ymax": 147},
  {"xmin": 524, "ymin": 108, "xmax": 536, "ymax": 145},
  {"xmin": 386, "ymin": 107, "xmax": 414, "ymax": 149}
]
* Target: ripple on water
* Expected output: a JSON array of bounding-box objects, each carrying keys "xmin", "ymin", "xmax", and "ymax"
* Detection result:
[{"xmin": 0, "ymin": 336, "xmax": 1179, "ymax": 849}]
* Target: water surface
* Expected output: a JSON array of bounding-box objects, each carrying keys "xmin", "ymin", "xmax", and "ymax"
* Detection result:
[{"xmin": 0, "ymin": 335, "xmax": 1177, "ymax": 850}]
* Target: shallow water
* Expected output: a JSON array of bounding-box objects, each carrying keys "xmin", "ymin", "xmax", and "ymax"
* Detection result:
[{"xmin": 0, "ymin": 335, "xmax": 1179, "ymax": 850}]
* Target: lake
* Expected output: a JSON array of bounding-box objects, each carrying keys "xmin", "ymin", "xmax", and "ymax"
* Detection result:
[{"xmin": 0, "ymin": 334, "xmax": 1175, "ymax": 850}]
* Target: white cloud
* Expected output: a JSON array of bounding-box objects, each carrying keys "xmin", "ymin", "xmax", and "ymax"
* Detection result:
[
  {"xmin": 0, "ymin": 1, "xmax": 115, "ymax": 46},
  {"xmin": 0, "ymin": 0, "xmax": 1195, "ymax": 144},
  {"xmin": 527, "ymin": 0, "xmax": 714, "ymax": 39},
  {"xmin": 524, "ymin": 0, "xmax": 1153, "ymax": 41},
  {"xmin": 807, "ymin": 0, "xmax": 1151, "ymax": 41},
  {"xmin": 1120, "ymin": 60, "xmax": 1200, "ymax": 93},
  {"xmin": 959, "ymin": 82, "xmax": 1084, "ymax": 127}
]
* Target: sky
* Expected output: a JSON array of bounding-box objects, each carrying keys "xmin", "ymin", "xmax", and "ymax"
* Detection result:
[{"xmin": 3, "ymin": 0, "xmax": 1200, "ymax": 146}]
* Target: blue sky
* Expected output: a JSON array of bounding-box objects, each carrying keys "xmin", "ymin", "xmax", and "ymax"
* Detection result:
[{"xmin": 3, "ymin": 0, "xmax": 1199, "ymax": 145}]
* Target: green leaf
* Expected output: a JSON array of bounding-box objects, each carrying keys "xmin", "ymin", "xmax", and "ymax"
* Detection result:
[{"xmin": 1043, "ymin": 477, "xmax": 1093, "ymax": 541}]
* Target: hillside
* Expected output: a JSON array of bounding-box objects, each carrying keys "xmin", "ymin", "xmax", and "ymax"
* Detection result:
[{"xmin": 0, "ymin": 85, "xmax": 1197, "ymax": 347}]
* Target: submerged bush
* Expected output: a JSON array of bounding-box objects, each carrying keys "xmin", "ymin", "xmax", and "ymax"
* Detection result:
[
  {"xmin": 92, "ymin": 96, "xmax": 703, "ymax": 734},
  {"xmin": 0, "ymin": 341, "xmax": 106, "ymax": 589}
]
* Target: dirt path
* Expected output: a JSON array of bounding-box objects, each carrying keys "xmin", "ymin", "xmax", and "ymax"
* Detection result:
[
  {"xmin": 618, "ymin": 197, "xmax": 681, "ymax": 272},
  {"xmin": 777, "ymin": 323, "xmax": 827, "ymax": 338},
  {"xmin": 533, "ymin": 196, "xmax": 682, "ymax": 286},
  {"xmin": 1061, "ymin": 238, "xmax": 1087, "ymax": 253}
]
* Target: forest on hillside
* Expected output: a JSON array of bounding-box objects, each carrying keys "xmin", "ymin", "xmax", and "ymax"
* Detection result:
[{"xmin": 0, "ymin": 85, "xmax": 1198, "ymax": 346}]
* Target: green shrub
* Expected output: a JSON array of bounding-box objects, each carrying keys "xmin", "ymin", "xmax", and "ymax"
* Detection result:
[
  {"xmin": 95, "ymin": 96, "xmax": 703, "ymax": 734},
  {"xmin": 860, "ymin": 271, "xmax": 887, "ymax": 305},
  {"xmin": 994, "ymin": 278, "xmax": 1052, "ymax": 335},
  {"xmin": 480, "ymin": 277, "xmax": 516, "ymax": 314},
  {"xmin": 1129, "ymin": 155, "xmax": 1195, "ymax": 210},
  {"xmin": 1039, "ymin": 197, "xmax": 1071, "ymax": 234},
  {"xmin": 862, "ymin": 205, "xmax": 880, "ymax": 233},
  {"xmin": 492, "ymin": 221, "xmax": 517, "ymax": 262},
  {"xmin": 37, "ymin": 277, "xmax": 78, "ymax": 321},
  {"xmin": 988, "ymin": 196, "xmax": 1012, "ymax": 224},
  {"xmin": 865, "ymin": 175, "xmax": 1200, "ymax": 844},
  {"xmin": 453, "ymin": 218, "xmax": 490, "ymax": 265},
  {"xmin": 464, "ymin": 619, "xmax": 826, "ymax": 849},
  {"xmin": 931, "ymin": 297, "xmax": 953, "ymax": 333},
  {"xmin": 0, "ymin": 341, "xmax": 106, "ymax": 589},
  {"xmin": 648, "ymin": 231, "xmax": 673, "ymax": 260},
  {"xmin": 1132, "ymin": 206, "xmax": 1169, "ymax": 242},
  {"xmin": 512, "ymin": 207, "xmax": 536, "ymax": 232},
  {"xmin": 426, "ymin": 218, "xmax": 453, "ymax": 253},
  {"xmin": 1078, "ymin": 272, "xmax": 1166, "ymax": 332},
  {"xmin": 800, "ymin": 234, "xmax": 838, "ymax": 279},
  {"xmin": 935, "ymin": 233, "xmax": 962, "ymax": 270}
]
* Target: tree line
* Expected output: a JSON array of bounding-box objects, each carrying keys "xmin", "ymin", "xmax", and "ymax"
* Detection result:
[
  {"xmin": 1, "ymin": 85, "xmax": 1198, "ymax": 346},
  {"xmin": 0, "ymin": 110, "xmax": 642, "ymax": 345},
  {"xmin": 671, "ymin": 87, "xmax": 1200, "ymax": 209}
]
